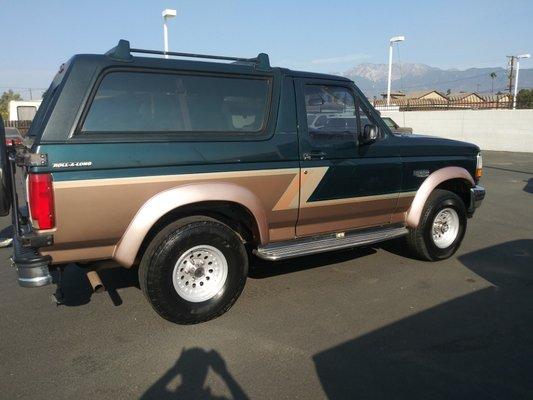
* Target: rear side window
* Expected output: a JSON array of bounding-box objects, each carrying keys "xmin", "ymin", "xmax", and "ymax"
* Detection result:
[{"xmin": 81, "ymin": 71, "xmax": 270, "ymax": 134}]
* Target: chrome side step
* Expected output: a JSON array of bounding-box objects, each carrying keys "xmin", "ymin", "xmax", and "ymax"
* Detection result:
[{"xmin": 254, "ymin": 225, "xmax": 408, "ymax": 261}]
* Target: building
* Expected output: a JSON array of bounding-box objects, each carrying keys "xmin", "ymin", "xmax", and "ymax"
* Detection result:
[{"xmin": 447, "ymin": 92, "xmax": 485, "ymax": 102}]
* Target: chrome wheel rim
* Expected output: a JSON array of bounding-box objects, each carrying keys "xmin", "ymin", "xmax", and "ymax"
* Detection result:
[
  {"xmin": 172, "ymin": 245, "xmax": 228, "ymax": 302},
  {"xmin": 431, "ymin": 207, "xmax": 460, "ymax": 249}
]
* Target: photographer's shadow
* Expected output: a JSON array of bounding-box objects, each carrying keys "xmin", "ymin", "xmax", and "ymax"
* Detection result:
[{"xmin": 141, "ymin": 347, "xmax": 249, "ymax": 400}]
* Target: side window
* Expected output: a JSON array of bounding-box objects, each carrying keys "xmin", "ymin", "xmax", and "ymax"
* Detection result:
[
  {"xmin": 304, "ymin": 85, "xmax": 357, "ymax": 137},
  {"xmin": 357, "ymin": 105, "xmax": 372, "ymax": 131},
  {"xmin": 81, "ymin": 71, "xmax": 271, "ymax": 135},
  {"xmin": 357, "ymin": 104, "xmax": 384, "ymax": 139}
]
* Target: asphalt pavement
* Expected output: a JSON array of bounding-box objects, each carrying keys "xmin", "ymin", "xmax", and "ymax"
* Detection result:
[{"xmin": 0, "ymin": 151, "xmax": 531, "ymax": 399}]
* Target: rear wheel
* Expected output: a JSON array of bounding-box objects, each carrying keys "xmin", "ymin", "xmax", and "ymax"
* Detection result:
[
  {"xmin": 139, "ymin": 217, "xmax": 248, "ymax": 324},
  {"xmin": 406, "ymin": 189, "xmax": 467, "ymax": 261}
]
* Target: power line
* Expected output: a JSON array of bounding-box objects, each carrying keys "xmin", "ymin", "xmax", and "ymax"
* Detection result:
[
  {"xmin": 507, "ymin": 56, "xmax": 515, "ymax": 96},
  {"xmin": 0, "ymin": 85, "xmax": 47, "ymax": 89}
]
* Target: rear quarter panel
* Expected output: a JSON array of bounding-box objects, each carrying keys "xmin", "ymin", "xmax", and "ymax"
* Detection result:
[{"xmin": 32, "ymin": 61, "xmax": 300, "ymax": 264}]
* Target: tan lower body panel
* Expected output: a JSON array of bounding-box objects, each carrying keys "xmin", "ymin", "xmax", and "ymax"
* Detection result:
[
  {"xmin": 390, "ymin": 192, "xmax": 417, "ymax": 225},
  {"xmin": 42, "ymin": 167, "xmax": 416, "ymax": 264},
  {"xmin": 297, "ymin": 196, "xmax": 399, "ymax": 237},
  {"xmin": 44, "ymin": 168, "xmax": 300, "ymax": 264},
  {"xmin": 43, "ymin": 245, "xmax": 116, "ymax": 264}
]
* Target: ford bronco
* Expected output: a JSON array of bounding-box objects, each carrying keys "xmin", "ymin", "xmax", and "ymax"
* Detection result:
[{"xmin": 0, "ymin": 40, "xmax": 485, "ymax": 324}]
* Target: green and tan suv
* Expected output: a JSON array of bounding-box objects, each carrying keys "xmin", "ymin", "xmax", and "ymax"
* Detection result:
[{"xmin": 0, "ymin": 40, "xmax": 485, "ymax": 324}]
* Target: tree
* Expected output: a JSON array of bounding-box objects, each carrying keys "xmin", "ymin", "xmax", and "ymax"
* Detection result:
[
  {"xmin": 516, "ymin": 89, "xmax": 533, "ymax": 109},
  {"xmin": 0, "ymin": 90, "xmax": 23, "ymax": 121},
  {"xmin": 489, "ymin": 72, "xmax": 497, "ymax": 94}
]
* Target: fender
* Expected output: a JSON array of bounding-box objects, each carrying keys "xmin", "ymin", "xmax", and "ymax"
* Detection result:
[
  {"xmin": 406, "ymin": 166, "xmax": 474, "ymax": 228},
  {"xmin": 113, "ymin": 182, "xmax": 268, "ymax": 267}
]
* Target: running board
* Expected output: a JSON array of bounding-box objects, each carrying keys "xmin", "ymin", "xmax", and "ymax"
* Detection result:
[{"xmin": 254, "ymin": 225, "xmax": 408, "ymax": 261}]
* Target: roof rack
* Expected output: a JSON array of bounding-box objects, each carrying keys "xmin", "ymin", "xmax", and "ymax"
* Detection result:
[{"xmin": 105, "ymin": 39, "xmax": 271, "ymax": 70}]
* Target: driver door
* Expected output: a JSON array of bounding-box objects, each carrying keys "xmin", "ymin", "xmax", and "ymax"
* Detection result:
[{"xmin": 295, "ymin": 78, "xmax": 402, "ymax": 237}]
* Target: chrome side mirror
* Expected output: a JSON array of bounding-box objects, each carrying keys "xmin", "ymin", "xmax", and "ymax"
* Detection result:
[{"xmin": 360, "ymin": 124, "xmax": 379, "ymax": 144}]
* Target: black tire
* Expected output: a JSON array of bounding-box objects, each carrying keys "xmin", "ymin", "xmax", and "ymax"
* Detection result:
[
  {"xmin": 139, "ymin": 217, "xmax": 248, "ymax": 324},
  {"xmin": 406, "ymin": 189, "xmax": 467, "ymax": 261}
]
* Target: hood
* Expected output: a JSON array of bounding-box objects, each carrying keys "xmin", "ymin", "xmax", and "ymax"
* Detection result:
[{"xmin": 394, "ymin": 133, "xmax": 480, "ymax": 157}]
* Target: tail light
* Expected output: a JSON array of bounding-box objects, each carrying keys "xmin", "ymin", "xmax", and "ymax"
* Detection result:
[
  {"xmin": 475, "ymin": 153, "xmax": 483, "ymax": 181},
  {"xmin": 28, "ymin": 173, "xmax": 55, "ymax": 230},
  {"xmin": 5, "ymin": 138, "xmax": 23, "ymax": 146}
]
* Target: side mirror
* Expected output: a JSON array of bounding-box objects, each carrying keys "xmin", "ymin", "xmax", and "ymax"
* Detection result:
[{"xmin": 360, "ymin": 124, "xmax": 379, "ymax": 144}]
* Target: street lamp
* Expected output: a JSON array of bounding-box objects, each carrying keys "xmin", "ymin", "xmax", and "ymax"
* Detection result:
[
  {"xmin": 162, "ymin": 8, "xmax": 177, "ymax": 59},
  {"xmin": 387, "ymin": 35, "xmax": 405, "ymax": 107},
  {"xmin": 513, "ymin": 53, "xmax": 530, "ymax": 110}
]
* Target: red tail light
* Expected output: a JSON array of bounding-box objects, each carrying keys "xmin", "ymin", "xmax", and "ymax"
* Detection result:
[
  {"xmin": 28, "ymin": 173, "xmax": 55, "ymax": 230},
  {"xmin": 6, "ymin": 138, "xmax": 23, "ymax": 146}
]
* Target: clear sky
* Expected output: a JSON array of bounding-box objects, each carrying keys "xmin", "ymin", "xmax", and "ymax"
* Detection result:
[{"xmin": 1, "ymin": 0, "xmax": 532, "ymax": 98}]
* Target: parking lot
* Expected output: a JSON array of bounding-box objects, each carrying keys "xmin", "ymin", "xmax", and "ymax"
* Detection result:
[{"xmin": 0, "ymin": 150, "xmax": 531, "ymax": 399}]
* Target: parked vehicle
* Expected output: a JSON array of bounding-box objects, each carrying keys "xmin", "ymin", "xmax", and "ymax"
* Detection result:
[
  {"xmin": 8, "ymin": 100, "xmax": 42, "ymax": 121},
  {"xmin": 307, "ymin": 113, "xmax": 336, "ymax": 131},
  {"xmin": 4, "ymin": 127, "xmax": 24, "ymax": 146},
  {"xmin": 382, "ymin": 116, "xmax": 413, "ymax": 134},
  {"xmin": 1, "ymin": 40, "xmax": 485, "ymax": 324}
]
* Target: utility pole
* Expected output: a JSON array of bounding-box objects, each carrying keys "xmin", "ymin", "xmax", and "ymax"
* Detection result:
[
  {"xmin": 162, "ymin": 9, "xmax": 177, "ymax": 59},
  {"xmin": 512, "ymin": 54, "xmax": 531, "ymax": 109},
  {"xmin": 387, "ymin": 36, "xmax": 405, "ymax": 107},
  {"xmin": 507, "ymin": 56, "xmax": 515, "ymax": 96}
]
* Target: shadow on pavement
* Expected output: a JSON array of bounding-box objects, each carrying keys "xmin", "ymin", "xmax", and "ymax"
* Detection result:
[
  {"xmin": 141, "ymin": 347, "xmax": 249, "ymax": 400},
  {"xmin": 56, "ymin": 263, "xmax": 139, "ymax": 306},
  {"xmin": 524, "ymin": 178, "xmax": 533, "ymax": 194},
  {"xmin": 248, "ymin": 247, "xmax": 376, "ymax": 279},
  {"xmin": 55, "ymin": 244, "xmax": 376, "ymax": 306},
  {"xmin": 0, "ymin": 224, "xmax": 13, "ymax": 238},
  {"xmin": 312, "ymin": 240, "xmax": 533, "ymax": 399},
  {"xmin": 375, "ymin": 236, "xmax": 413, "ymax": 258}
]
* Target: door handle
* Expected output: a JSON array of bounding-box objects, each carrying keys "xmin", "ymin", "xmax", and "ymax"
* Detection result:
[{"xmin": 303, "ymin": 151, "xmax": 326, "ymax": 160}]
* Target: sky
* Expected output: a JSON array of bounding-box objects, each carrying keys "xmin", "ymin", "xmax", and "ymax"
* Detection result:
[{"xmin": 1, "ymin": 0, "xmax": 532, "ymax": 98}]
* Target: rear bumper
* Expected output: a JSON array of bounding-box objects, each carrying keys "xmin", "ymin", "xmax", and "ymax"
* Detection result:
[
  {"xmin": 7, "ymin": 147, "xmax": 54, "ymax": 288},
  {"xmin": 468, "ymin": 185, "xmax": 485, "ymax": 217},
  {"xmin": 11, "ymin": 235, "xmax": 53, "ymax": 287}
]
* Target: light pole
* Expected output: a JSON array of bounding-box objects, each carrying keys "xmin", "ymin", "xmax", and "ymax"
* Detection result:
[
  {"xmin": 162, "ymin": 9, "xmax": 177, "ymax": 59},
  {"xmin": 513, "ymin": 53, "xmax": 530, "ymax": 109},
  {"xmin": 387, "ymin": 35, "xmax": 405, "ymax": 107}
]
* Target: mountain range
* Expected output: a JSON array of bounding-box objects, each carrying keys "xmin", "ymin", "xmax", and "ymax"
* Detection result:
[{"xmin": 337, "ymin": 63, "xmax": 533, "ymax": 98}]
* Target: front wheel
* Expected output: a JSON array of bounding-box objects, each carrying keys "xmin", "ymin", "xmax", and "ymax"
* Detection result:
[
  {"xmin": 139, "ymin": 218, "xmax": 248, "ymax": 324},
  {"xmin": 406, "ymin": 189, "xmax": 467, "ymax": 261}
]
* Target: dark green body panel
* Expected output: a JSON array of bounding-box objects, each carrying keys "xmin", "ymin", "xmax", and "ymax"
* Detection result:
[
  {"xmin": 308, "ymin": 158, "xmax": 402, "ymax": 202},
  {"xmin": 31, "ymin": 49, "xmax": 478, "ymax": 225},
  {"xmin": 36, "ymin": 134, "xmax": 299, "ymax": 180},
  {"xmin": 395, "ymin": 135, "xmax": 478, "ymax": 192}
]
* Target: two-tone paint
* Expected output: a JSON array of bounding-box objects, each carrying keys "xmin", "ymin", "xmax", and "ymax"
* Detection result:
[{"xmin": 27, "ymin": 52, "xmax": 480, "ymax": 267}]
